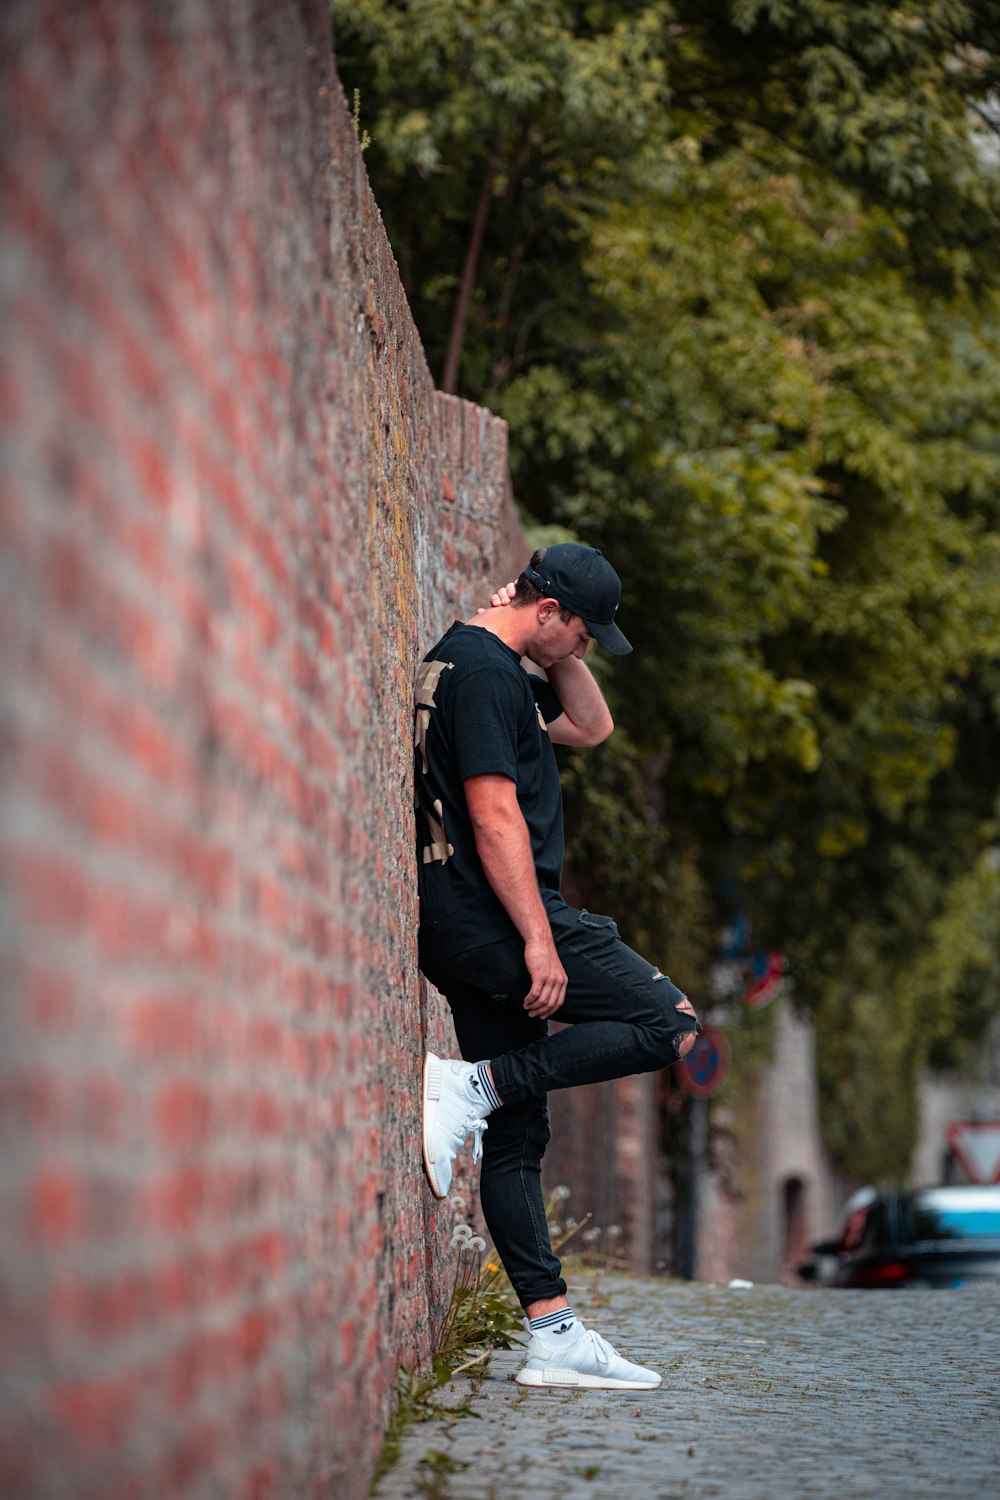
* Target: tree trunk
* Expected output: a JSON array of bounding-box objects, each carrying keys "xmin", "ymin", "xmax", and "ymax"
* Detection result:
[{"xmin": 440, "ymin": 140, "xmax": 499, "ymax": 395}]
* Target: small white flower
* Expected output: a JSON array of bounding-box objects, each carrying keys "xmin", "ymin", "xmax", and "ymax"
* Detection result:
[
  {"xmin": 606, "ymin": 1224, "xmax": 623, "ymax": 1240},
  {"xmin": 552, "ymin": 1184, "xmax": 572, "ymax": 1202},
  {"xmin": 468, "ymin": 1236, "xmax": 486, "ymax": 1253}
]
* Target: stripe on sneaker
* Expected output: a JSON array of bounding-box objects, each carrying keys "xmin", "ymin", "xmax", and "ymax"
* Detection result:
[{"xmin": 473, "ymin": 1062, "xmax": 503, "ymax": 1113}]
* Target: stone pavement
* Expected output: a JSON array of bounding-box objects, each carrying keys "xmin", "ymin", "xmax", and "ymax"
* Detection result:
[{"xmin": 373, "ymin": 1270, "xmax": 1000, "ymax": 1500}]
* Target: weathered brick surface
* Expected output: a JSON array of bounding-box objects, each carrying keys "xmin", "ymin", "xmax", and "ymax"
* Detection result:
[{"xmin": 0, "ymin": 4, "xmax": 524, "ymax": 1498}]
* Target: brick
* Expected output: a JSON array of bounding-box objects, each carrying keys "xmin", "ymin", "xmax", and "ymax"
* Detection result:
[
  {"xmin": 13, "ymin": 849, "xmax": 89, "ymax": 932},
  {"xmin": 128, "ymin": 992, "xmax": 203, "ymax": 1058},
  {"xmin": 28, "ymin": 1168, "xmax": 84, "ymax": 1247},
  {"xmin": 49, "ymin": 1270, "xmax": 148, "ymax": 1344},
  {"xmin": 236, "ymin": 1459, "xmax": 282, "ymax": 1500},
  {"xmin": 50, "ymin": 1372, "xmax": 140, "ymax": 1455},
  {"xmin": 157, "ymin": 1081, "xmax": 213, "ymax": 1152}
]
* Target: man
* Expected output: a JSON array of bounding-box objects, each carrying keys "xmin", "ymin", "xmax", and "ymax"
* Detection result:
[{"xmin": 414, "ymin": 543, "xmax": 700, "ymax": 1391}]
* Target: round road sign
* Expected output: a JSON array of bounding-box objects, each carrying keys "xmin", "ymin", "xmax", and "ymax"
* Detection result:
[{"xmin": 677, "ymin": 1025, "xmax": 730, "ymax": 1099}]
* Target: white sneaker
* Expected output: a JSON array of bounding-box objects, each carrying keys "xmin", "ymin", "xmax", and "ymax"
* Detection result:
[
  {"xmin": 421, "ymin": 1052, "xmax": 490, "ymax": 1199},
  {"xmin": 515, "ymin": 1319, "xmax": 662, "ymax": 1390}
]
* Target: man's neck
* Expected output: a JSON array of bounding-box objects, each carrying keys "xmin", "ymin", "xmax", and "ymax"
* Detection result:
[{"xmin": 464, "ymin": 609, "xmax": 534, "ymax": 657}]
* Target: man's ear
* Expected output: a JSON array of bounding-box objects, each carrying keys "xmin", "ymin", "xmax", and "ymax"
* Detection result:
[{"xmin": 537, "ymin": 598, "xmax": 560, "ymax": 624}]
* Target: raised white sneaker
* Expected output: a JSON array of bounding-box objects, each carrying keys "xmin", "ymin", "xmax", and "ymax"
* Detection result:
[
  {"xmin": 515, "ymin": 1319, "xmax": 661, "ymax": 1390},
  {"xmin": 421, "ymin": 1052, "xmax": 490, "ymax": 1199}
]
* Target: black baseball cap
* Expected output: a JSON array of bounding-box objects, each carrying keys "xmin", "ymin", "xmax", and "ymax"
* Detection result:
[{"xmin": 523, "ymin": 544, "xmax": 632, "ymax": 655}]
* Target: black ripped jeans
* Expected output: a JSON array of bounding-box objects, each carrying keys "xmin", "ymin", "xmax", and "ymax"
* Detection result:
[{"xmin": 418, "ymin": 899, "xmax": 699, "ymax": 1308}]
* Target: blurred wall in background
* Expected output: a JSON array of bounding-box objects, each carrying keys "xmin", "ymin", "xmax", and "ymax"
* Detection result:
[{"xmin": 0, "ymin": 4, "xmax": 523, "ymax": 1497}]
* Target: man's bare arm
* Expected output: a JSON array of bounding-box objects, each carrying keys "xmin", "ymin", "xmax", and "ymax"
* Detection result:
[
  {"xmin": 544, "ymin": 655, "xmax": 614, "ymax": 747},
  {"xmin": 464, "ymin": 773, "xmax": 567, "ymax": 1018}
]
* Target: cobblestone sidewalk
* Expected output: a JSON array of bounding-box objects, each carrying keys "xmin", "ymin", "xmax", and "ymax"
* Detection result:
[{"xmin": 373, "ymin": 1271, "xmax": 1000, "ymax": 1500}]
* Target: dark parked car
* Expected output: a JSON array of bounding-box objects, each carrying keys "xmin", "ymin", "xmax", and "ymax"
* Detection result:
[{"xmin": 799, "ymin": 1184, "xmax": 1000, "ymax": 1288}]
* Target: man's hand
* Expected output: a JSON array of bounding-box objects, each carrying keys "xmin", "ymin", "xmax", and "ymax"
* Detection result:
[
  {"xmin": 474, "ymin": 580, "xmax": 517, "ymax": 614},
  {"xmin": 522, "ymin": 934, "xmax": 568, "ymax": 1019}
]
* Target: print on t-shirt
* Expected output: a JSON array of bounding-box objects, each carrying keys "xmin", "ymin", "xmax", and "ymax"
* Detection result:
[{"xmin": 415, "ymin": 659, "xmax": 456, "ymax": 865}]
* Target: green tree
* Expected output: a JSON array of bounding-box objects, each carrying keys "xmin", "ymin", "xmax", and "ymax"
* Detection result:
[
  {"xmin": 335, "ymin": 0, "xmax": 1000, "ymax": 392},
  {"xmin": 335, "ymin": 0, "xmax": 1000, "ymax": 1177}
]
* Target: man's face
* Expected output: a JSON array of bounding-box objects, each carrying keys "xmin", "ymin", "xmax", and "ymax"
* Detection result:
[{"xmin": 530, "ymin": 604, "xmax": 591, "ymax": 667}]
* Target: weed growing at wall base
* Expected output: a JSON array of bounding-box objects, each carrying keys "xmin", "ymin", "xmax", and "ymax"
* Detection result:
[
  {"xmin": 371, "ymin": 1365, "xmax": 479, "ymax": 1489},
  {"xmin": 434, "ymin": 1223, "xmax": 523, "ymax": 1373},
  {"xmin": 371, "ymin": 1214, "xmax": 523, "ymax": 1490}
]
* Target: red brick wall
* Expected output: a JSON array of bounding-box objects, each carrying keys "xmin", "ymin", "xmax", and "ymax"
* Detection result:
[{"xmin": 0, "ymin": 5, "xmax": 524, "ymax": 1498}]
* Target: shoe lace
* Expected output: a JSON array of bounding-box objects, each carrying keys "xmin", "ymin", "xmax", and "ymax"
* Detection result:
[
  {"xmin": 467, "ymin": 1114, "xmax": 488, "ymax": 1164},
  {"xmin": 581, "ymin": 1328, "xmax": 613, "ymax": 1366}
]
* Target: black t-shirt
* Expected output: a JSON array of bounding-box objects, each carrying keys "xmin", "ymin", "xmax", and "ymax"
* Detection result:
[{"xmin": 415, "ymin": 621, "xmax": 564, "ymax": 958}]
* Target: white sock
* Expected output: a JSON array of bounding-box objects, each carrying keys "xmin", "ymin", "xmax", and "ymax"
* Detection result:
[
  {"xmin": 529, "ymin": 1306, "xmax": 577, "ymax": 1339},
  {"xmin": 465, "ymin": 1061, "xmax": 502, "ymax": 1114}
]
